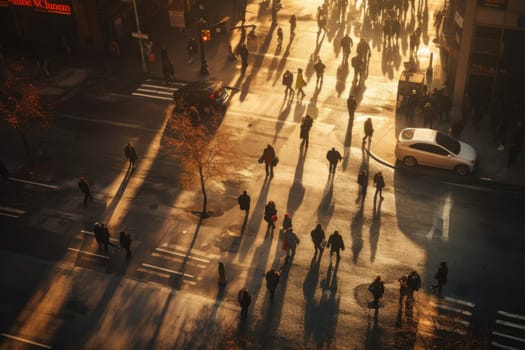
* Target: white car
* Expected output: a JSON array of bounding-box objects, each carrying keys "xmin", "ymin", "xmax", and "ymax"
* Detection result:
[{"xmin": 395, "ymin": 128, "xmax": 477, "ymax": 175}]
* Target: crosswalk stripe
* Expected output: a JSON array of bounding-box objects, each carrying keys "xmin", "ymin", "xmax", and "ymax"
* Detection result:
[
  {"xmin": 131, "ymin": 92, "xmax": 173, "ymax": 101},
  {"xmin": 140, "ymin": 83, "xmax": 177, "ymax": 91},
  {"xmin": 417, "ymin": 318, "xmax": 468, "ymax": 334},
  {"xmin": 141, "ymin": 263, "xmax": 194, "ymax": 279},
  {"xmin": 8, "ymin": 177, "xmax": 59, "ymax": 190},
  {"xmin": 498, "ymin": 311, "xmax": 525, "ymax": 321},
  {"xmin": 497, "ymin": 319, "xmax": 525, "ymax": 331},
  {"xmin": 0, "ymin": 333, "xmax": 52, "ymax": 349},
  {"xmin": 444, "ymin": 296, "xmax": 475, "ymax": 308},
  {"xmin": 430, "ymin": 301, "xmax": 473, "ymax": 316},
  {"xmin": 0, "ymin": 212, "xmax": 20, "ymax": 218},
  {"xmin": 145, "ymin": 78, "xmax": 186, "ymax": 87},
  {"xmin": 492, "ymin": 331, "xmax": 525, "ymax": 344},
  {"xmin": 492, "ymin": 342, "xmax": 522, "ymax": 350},
  {"xmin": 67, "ymin": 248, "xmax": 109, "ymax": 259},
  {"xmin": 0, "ymin": 206, "xmax": 26, "ymax": 214},
  {"xmin": 136, "ymin": 88, "xmax": 174, "ymax": 96},
  {"xmin": 155, "ymin": 247, "xmax": 211, "ymax": 263}
]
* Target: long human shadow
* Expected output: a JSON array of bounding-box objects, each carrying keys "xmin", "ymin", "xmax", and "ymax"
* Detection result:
[
  {"xmin": 314, "ymin": 260, "xmax": 340, "ymax": 349},
  {"xmin": 101, "ymin": 165, "xmax": 133, "ymax": 223},
  {"xmin": 266, "ymin": 40, "xmax": 282, "ymax": 81},
  {"xmin": 335, "ymin": 61, "xmax": 349, "ymax": 97},
  {"xmin": 303, "ymin": 256, "xmax": 321, "ymax": 346},
  {"xmin": 271, "ymin": 40, "xmax": 293, "ymax": 87},
  {"xmin": 272, "ymin": 95, "xmax": 293, "ymax": 144},
  {"xmin": 316, "ymin": 175, "xmax": 334, "ymax": 229},
  {"xmin": 381, "ymin": 45, "xmax": 395, "ymax": 80},
  {"xmin": 172, "ymin": 215, "xmax": 204, "ymax": 289},
  {"xmin": 237, "ymin": 177, "xmax": 271, "ymax": 259},
  {"xmin": 369, "ymin": 196, "xmax": 383, "ymax": 263},
  {"xmin": 286, "ymin": 145, "xmax": 306, "ymax": 216},
  {"xmin": 307, "ymin": 31, "xmax": 326, "ymax": 81},
  {"xmin": 239, "ymin": 26, "xmax": 276, "ymax": 102}
]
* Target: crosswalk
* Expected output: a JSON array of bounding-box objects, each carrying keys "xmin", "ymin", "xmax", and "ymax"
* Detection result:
[
  {"xmin": 417, "ymin": 296, "xmax": 475, "ymax": 338},
  {"xmin": 136, "ymin": 243, "xmax": 218, "ymax": 288},
  {"xmin": 64, "ymin": 229, "xmax": 122, "ymax": 271},
  {"xmin": 492, "ymin": 310, "xmax": 525, "ymax": 350},
  {"xmin": 0, "ymin": 177, "xmax": 59, "ymax": 219},
  {"xmin": 130, "ymin": 78, "xmax": 184, "ymax": 101}
]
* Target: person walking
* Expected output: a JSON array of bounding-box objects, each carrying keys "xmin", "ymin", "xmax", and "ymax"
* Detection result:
[
  {"xmin": 282, "ymin": 70, "xmax": 294, "ymax": 96},
  {"xmin": 100, "ymin": 224, "xmax": 117, "ymax": 254},
  {"xmin": 398, "ymin": 274, "xmax": 409, "ymax": 306},
  {"xmin": 313, "ymin": 59, "xmax": 326, "ymax": 86},
  {"xmin": 277, "ymin": 27, "xmax": 283, "ymax": 49},
  {"xmin": 358, "ymin": 170, "xmax": 368, "ymax": 201},
  {"xmin": 93, "ymin": 222, "xmax": 103, "ymax": 250},
  {"xmin": 259, "ymin": 144, "xmax": 276, "ymax": 177},
  {"xmin": 282, "ymin": 213, "xmax": 292, "ymax": 230},
  {"xmin": 239, "ymin": 43, "xmax": 249, "ymax": 72},
  {"xmin": 311, "ymin": 224, "xmax": 326, "ymax": 256},
  {"xmin": 351, "ymin": 55, "xmax": 363, "ymax": 84},
  {"xmin": 327, "ymin": 230, "xmax": 345, "ymax": 260},
  {"xmin": 373, "ymin": 171, "xmax": 385, "ymax": 200},
  {"xmin": 187, "ymin": 37, "xmax": 197, "ymax": 63},
  {"xmin": 295, "ymin": 68, "xmax": 306, "ymax": 99},
  {"xmin": 265, "ymin": 268, "xmax": 280, "ymax": 302},
  {"xmin": 326, "ymin": 147, "xmax": 342, "ymax": 174},
  {"xmin": 264, "ymin": 201, "xmax": 277, "ymax": 232},
  {"xmin": 78, "ymin": 176, "xmax": 93, "ymax": 207},
  {"xmin": 363, "ymin": 117, "xmax": 374, "ymax": 143},
  {"xmin": 238, "ymin": 288, "xmax": 252, "ymax": 321},
  {"xmin": 289, "ymin": 14, "xmax": 296, "ymax": 38},
  {"xmin": 422, "ymin": 102, "xmax": 434, "ymax": 129},
  {"xmin": 431, "ymin": 261, "xmax": 448, "ymax": 297},
  {"xmin": 238, "ymin": 190, "xmax": 251, "ymax": 213},
  {"xmin": 368, "ymin": 275, "xmax": 385, "ymax": 308},
  {"xmin": 125, "ymin": 142, "xmax": 138, "ymax": 169},
  {"xmin": 300, "ymin": 114, "xmax": 313, "ymax": 146},
  {"xmin": 406, "ymin": 270, "xmax": 421, "ymax": 301},
  {"xmin": 340, "ymin": 33, "xmax": 353, "ymax": 63},
  {"xmin": 284, "ymin": 228, "xmax": 300, "ymax": 261},
  {"xmin": 119, "ymin": 231, "xmax": 132, "ymax": 260}
]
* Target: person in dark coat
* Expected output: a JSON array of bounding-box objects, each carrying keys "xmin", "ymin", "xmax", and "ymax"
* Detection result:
[
  {"xmin": 300, "ymin": 114, "xmax": 313, "ymax": 146},
  {"xmin": 313, "ymin": 59, "xmax": 326, "ymax": 86},
  {"xmin": 311, "ymin": 224, "xmax": 326, "ymax": 256},
  {"xmin": 238, "ymin": 190, "xmax": 251, "ymax": 212},
  {"xmin": 93, "ymin": 222, "xmax": 103, "ymax": 250},
  {"xmin": 373, "ymin": 171, "xmax": 385, "ymax": 200},
  {"xmin": 289, "ymin": 14, "xmax": 296, "ymax": 38},
  {"xmin": 283, "ymin": 70, "xmax": 294, "ymax": 96},
  {"xmin": 398, "ymin": 274, "xmax": 409, "ymax": 306},
  {"xmin": 285, "ymin": 228, "xmax": 300, "ymax": 260},
  {"xmin": 327, "ymin": 230, "xmax": 345, "ymax": 260},
  {"xmin": 340, "ymin": 33, "xmax": 353, "ymax": 63},
  {"xmin": 363, "ymin": 117, "xmax": 374, "ymax": 143},
  {"xmin": 125, "ymin": 142, "xmax": 138, "ymax": 169},
  {"xmin": 347, "ymin": 95, "xmax": 357, "ymax": 121},
  {"xmin": 100, "ymin": 224, "xmax": 117, "ymax": 254},
  {"xmin": 265, "ymin": 269, "xmax": 280, "ymax": 302},
  {"xmin": 431, "ymin": 261, "xmax": 448, "ymax": 297},
  {"xmin": 326, "ymin": 147, "xmax": 342, "ymax": 174},
  {"xmin": 119, "ymin": 231, "xmax": 132, "ymax": 260},
  {"xmin": 368, "ymin": 275, "xmax": 385, "ymax": 308},
  {"xmin": 78, "ymin": 177, "xmax": 93, "ymax": 207},
  {"xmin": 238, "ymin": 43, "xmax": 249, "ymax": 71},
  {"xmin": 357, "ymin": 170, "xmax": 368, "ymax": 200},
  {"xmin": 260, "ymin": 144, "xmax": 276, "ymax": 177},
  {"xmin": 406, "ymin": 270, "xmax": 421, "ymax": 301},
  {"xmin": 238, "ymin": 288, "xmax": 252, "ymax": 321},
  {"xmin": 264, "ymin": 201, "xmax": 277, "ymax": 232},
  {"xmin": 282, "ymin": 213, "xmax": 292, "ymax": 230}
]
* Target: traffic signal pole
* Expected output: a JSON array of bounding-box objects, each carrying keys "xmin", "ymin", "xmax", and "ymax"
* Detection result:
[{"xmin": 132, "ymin": 0, "xmax": 147, "ymax": 73}]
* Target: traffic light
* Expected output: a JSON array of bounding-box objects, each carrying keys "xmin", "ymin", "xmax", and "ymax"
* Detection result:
[{"xmin": 201, "ymin": 29, "xmax": 211, "ymax": 42}]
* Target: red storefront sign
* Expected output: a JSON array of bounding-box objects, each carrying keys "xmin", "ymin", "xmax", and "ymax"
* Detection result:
[{"xmin": 8, "ymin": 0, "xmax": 71, "ymax": 15}]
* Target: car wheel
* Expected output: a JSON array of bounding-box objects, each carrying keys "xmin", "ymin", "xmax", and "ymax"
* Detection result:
[
  {"xmin": 454, "ymin": 164, "xmax": 469, "ymax": 176},
  {"xmin": 403, "ymin": 156, "xmax": 417, "ymax": 167}
]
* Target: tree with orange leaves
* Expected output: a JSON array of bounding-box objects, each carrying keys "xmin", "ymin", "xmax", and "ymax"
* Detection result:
[
  {"xmin": 0, "ymin": 61, "xmax": 50, "ymax": 162},
  {"xmin": 164, "ymin": 106, "xmax": 233, "ymax": 218}
]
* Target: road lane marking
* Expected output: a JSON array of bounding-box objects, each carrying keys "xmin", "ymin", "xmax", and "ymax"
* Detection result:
[
  {"xmin": 8, "ymin": 177, "xmax": 59, "ymax": 190},
  {"xmin": 492, "ymin": 342, "xmax": 521, "ymax": 350},
  {"xmin": 136, "ymin": 88, "xmax": 174, "ymax": 96},
  {"xmin": 497, "ymin": 319, "xmax": 525, "ymax": 331},
  {"xmin": 0, "ymin": 333, "xmax": 52, "ymax": 349},
  {"xmin": 444, "ymin": 297, "xmax": 475, "ymax": 308},
  {"xmin": 0, "ymin": 212, "xmax": 20, "ymax": 218},
  {"xmin": 0, "ymin": 206, "xmax": 25, "ymax": 214},
  {"xmin": 151, "ymin": 253, "xmax": 208, "ymax": 269},
  {"xmin": 155, "ymin": 247, "xmax": 210, "ymax": 263},
  {"xmin": 141, "ymin": 263, "xmax": 194, "ymax": 279},
  {"xmin": 140, "ymin": 83, "xmax": 177, "ymax": 91},
  {"xmin": 131, "ymin": 92, "xmax": 173, "ymax": 101},
  {"xmin": 498, "ymin": 310, "xmax": 525, "ymax": 321},
  {"xmin": 67, "ymin": 248, "xmax": 109, "ymax": 259},
  {"xmin": 492, "ymin": 331, "xmax": 525, "ymax": 344},
  {"xmin": 430, "ymin": 301, "xmax": 472, "ymax": 316}
]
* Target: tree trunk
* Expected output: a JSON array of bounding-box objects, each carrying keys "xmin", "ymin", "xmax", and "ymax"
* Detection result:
[{"xmin": 198, "ymin": 162, "xmax": 209, "ymax": 218}]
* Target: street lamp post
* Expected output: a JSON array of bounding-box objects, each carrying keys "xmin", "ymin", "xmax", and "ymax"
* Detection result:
[
  {"xmin": 131, "ymin": 0, "xmax": 147, "ymax": 73},
  {"xmin": 197, "ymin": 18, "xmax": 209, "ymax": 75}
]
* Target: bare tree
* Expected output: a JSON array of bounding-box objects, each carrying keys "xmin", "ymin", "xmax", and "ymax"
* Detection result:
[
  {"xmin": 0, "ymin": 61, "xmax": 50, "ymax": 163},
  {"xmin": 164, "ymin": 106, "xmax": 234, "ymax": 218}
]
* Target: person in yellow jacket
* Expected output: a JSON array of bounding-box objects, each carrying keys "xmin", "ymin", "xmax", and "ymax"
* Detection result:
[{"xmin": 295, "ymin": 68, "xmax": 306, "ymax": 99}]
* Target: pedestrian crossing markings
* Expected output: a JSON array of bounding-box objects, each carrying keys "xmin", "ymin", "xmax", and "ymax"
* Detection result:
[{"xmin": 131, "ymin": 79, "xmax": 185, "ymax": 101}]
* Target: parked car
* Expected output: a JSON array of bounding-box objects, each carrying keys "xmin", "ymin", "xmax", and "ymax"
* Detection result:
[
  {"xmin": 395, "ymin": 128, "xmax": 477, "ymax": 175},
  {"xmin": 172, "ymin": 80, "xmax": 230, "ymax": 115}
]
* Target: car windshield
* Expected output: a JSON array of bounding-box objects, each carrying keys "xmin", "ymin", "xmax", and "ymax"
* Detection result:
[{"xmin": 436, "ymin": 132, "xmax": 460, "ymax": 154}]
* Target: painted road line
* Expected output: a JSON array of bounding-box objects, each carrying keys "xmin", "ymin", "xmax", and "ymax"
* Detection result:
[
  {"xmin": 136, "ymin": 88, "xmax": 174, "ymax": 96},
  {"xmin": 131, "ymin": 92, "xmax": 173, "ymax": 101},
  {"xmin": 0, "ymin": 333, "xmax": 52, "ymax": 349},
  {"xmin": 80, "ymin": 230, "xmax": 119, "ymax": 244},
  {"xmin": 140, "ymin": 83, "xmax": 178, "ymax": 91},
  {"xmin": 145, "ymin": 78, "xmax": 186, "ymax": 87},
  {"xmin": 430, "ymin": 301, "xmax": 473, "ymax": 316},
  {"xmin": 0, "ymin": 212, "xmax": 20, "ymax": 218},
  {"xmin": 137, "ymin": 267, "xmax": 170, "ymax": 279},
  {"xmin": 161, "ymin": 243, "xmax": 220, "ymax": 260},
  {"xmin": 155, "ymin": 247, "xmax": 210, "ymax": 263},
  {"xmin": 0, "ymin": 206, "xmax": 25, "ymax": 214},
  {"xmin": 141, "ymin": 263, "xmax": 194, "ymax": 279},
  {"xmin": 8, "ymin": 177, "xmax": 59, "ymax": 190},
  {"xmin": 67, "ymin": 248, "xmax": 109, "ymax": 259},
  {"xmin": 444, "ymin": 296, "xmax": 475, "ymax": 308},
  {"xmin": 497, "ymin": 319, "xmax": 525, "ymax": 331},
  {"xmin": 492, "ymin": 342, "xmax": 521, "ymax": 350},
  {"xmin": 492, "ymin": 331, "xmax": 525, "ymax": 344},
  {"xmin": 151, "ymin": 252, "xmax": 207, "ymax": 269},
  {"xmin": 498, "ymin": 310, "xmax": 525, "ymax": 322}
]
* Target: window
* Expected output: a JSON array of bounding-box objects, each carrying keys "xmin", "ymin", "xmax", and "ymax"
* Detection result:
[
  {"xmin": 410, "ymin": 143, "xmax": 450, "ymax": 156},
  {"xmin": 436, "ymin": 132, "xmax": 460, "ymax": 154},
  {"xmin": 478, "ymin": 0, "xmax": 507, "ymax": 9}
]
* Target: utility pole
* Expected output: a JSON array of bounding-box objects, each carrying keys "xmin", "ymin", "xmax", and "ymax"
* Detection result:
[{"xmin": 132, "ymin": 0, "xmax": 147, "ymax": 73}]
